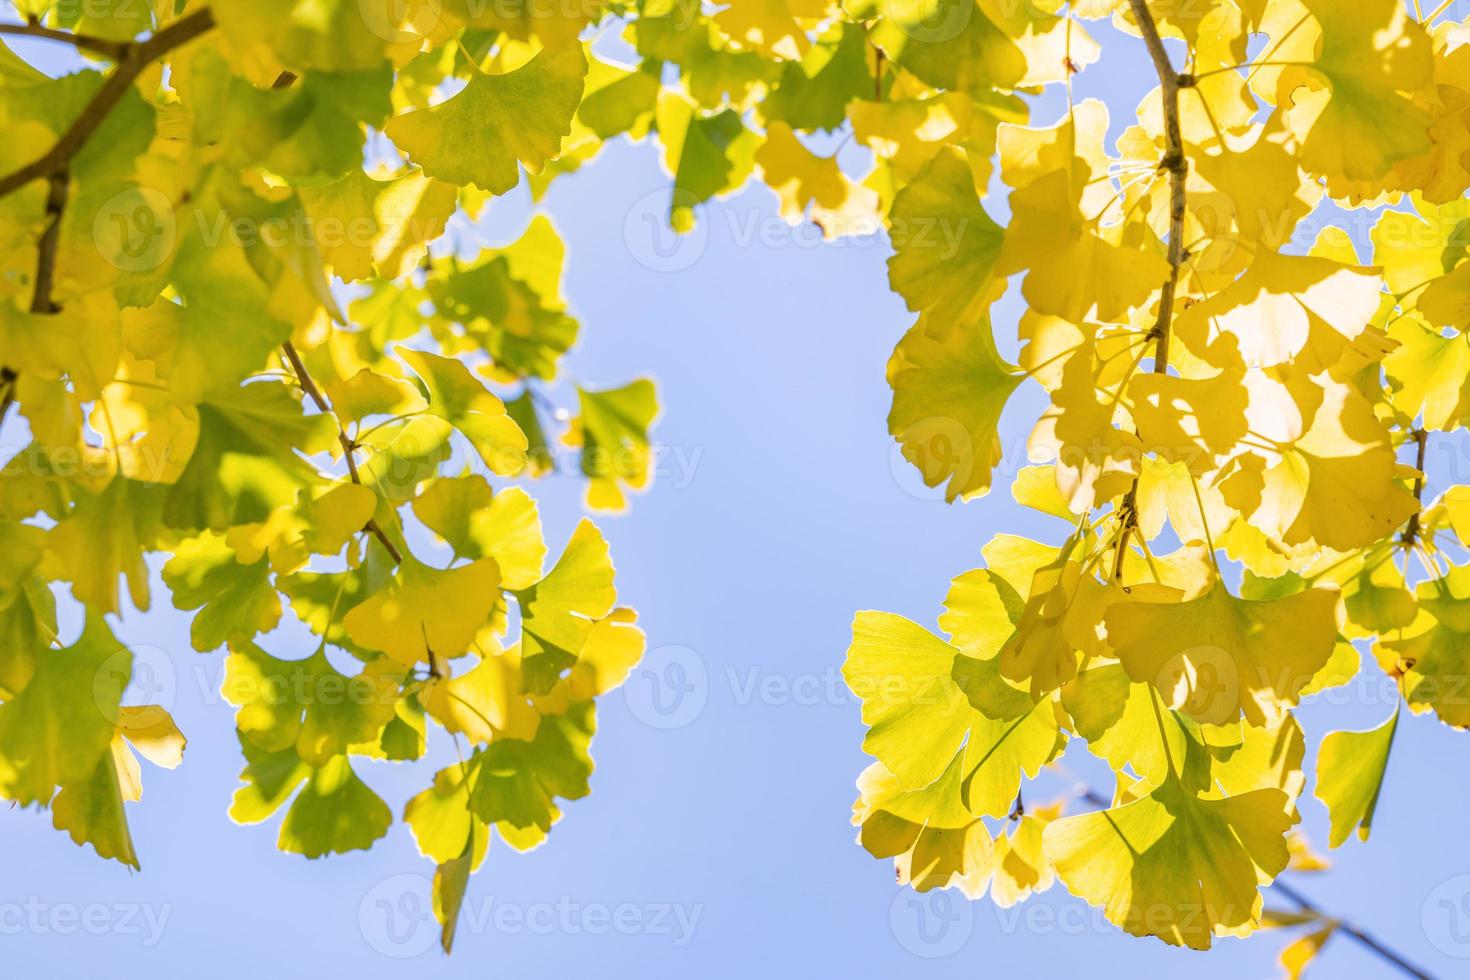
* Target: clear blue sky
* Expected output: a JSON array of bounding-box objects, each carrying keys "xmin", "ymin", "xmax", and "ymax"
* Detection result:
[{"xmin": 5, "ymin": 13, "xmax": 1470, "ymax": 979}]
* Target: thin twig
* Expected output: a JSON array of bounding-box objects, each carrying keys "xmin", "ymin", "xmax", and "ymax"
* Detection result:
[
  {"xmin": 1270, "ymin": 879, "xmax": 1436, "ymax": 980},
  {"xmin": 1114, "ymin": 0, "xmax": 1189, "ymax": 581},
  {"xmin": 30, "ymin": 170, "xmax": 68, "ymax": 314},
  {"xmin": 281, "ymin": 341, "xmax": 404, "ymax": 565},
  {"xmin": 0, "ymin": 168, "xmax": 69, "ymax": 432},
  {"xmin": 1125, "ymin": 0, "xmax": 1188, "ymax": 373},
  {"xmin": 0, "ymin": 8, "xmax": 216, "ymax": 201},
  {"xmin": 0, "ymin": 19, "xmax": 132, "ymax": 60},
  {"xmin": 1401, "ymin": 429, "xmax": 1429, "ymax": 548}
]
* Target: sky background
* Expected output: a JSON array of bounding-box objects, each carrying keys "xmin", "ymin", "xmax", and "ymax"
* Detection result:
[{"xmin": 5, "ymin": 9, "xmax": 1470, "ymax": 979}]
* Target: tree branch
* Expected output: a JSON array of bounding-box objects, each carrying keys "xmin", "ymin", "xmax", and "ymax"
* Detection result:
[
  {"xmin": 0, "ymin": 20, "xmax": 132, "ymax": 60},
  {"xmin": 1401, "ymin": 428, "xmax": 1429, "ymax": 548},
  {"xmin": 1127, "ymin": 0, "xmax": 1188, "ymax": 372},
  {"xmin": 1114, "ymin": 0, "xmax": 1189, "ymax": 580},
  {"xmin": 0, "ymin": 8, "xmax": 216, "ymax": 201},
  {"xmin": 30, "ymin": 170, "xmax": 68, "ymax": 314},
  {"xmin": 281, "ymin": 342, "xmax": 405, "ymax": 565}
]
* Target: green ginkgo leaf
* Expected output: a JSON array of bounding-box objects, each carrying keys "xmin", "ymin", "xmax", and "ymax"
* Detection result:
[
  {"xmin": 385, "ymin": 47, "xmax": 589, "ymax": 195},
  {"xmin": 1315, "ymin": 706, "xmax": 1398, "ymax": 848}
]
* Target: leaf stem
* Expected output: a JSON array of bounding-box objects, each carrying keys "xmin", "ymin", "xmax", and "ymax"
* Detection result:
[{"xmin": 280, "ymin": 341, "xmax": 404, "ymax": 565}]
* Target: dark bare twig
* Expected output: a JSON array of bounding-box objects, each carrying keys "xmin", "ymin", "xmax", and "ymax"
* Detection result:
[{"xmin": 0, "ymin": 19, "xmax": 132, "ymax": 60}]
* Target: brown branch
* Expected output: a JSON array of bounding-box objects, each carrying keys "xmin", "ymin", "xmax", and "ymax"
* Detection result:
[
  {"xmin": 1127, "ymin": 0, "xmax": 1189, "ymax": 373},
  {"xmin": 1114, "ymin": 0, "xmax": 1190, "ymax": 580},
  {"xmin": 0, "ymin": 168, "xmax": 68, "ymax": 432},
  {"xmin": 0, "ymin": 20, "xmax": 132, "ymax": 60},
  {"xmin": 0, "ymin": 7, "xmax": 216, "ymax": 201},
  {"xmin": 281, "ymin": 342, "xmax": 404, "ymax": 565},
  {"xmin": 1401, "ymin": 428, "xmax": 1429, "ymax": 548},
  {"xmin": 30, "ymin": 170, "xmax": 68, "ymax": 314}
]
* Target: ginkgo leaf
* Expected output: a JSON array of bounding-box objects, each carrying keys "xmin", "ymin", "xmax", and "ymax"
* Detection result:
[
  {"xmin": 422, "ymin": 643, "xmax": 539, "ymax": 744},
  {"xmin": 278, "ymin": 755, "xmax": 392, "ymax": 858},
  {"xmin": 986, "ymin": 804, "xmax": 1060, "ymax": 908},
  {"xmin": 1220, "ymin": 375, "xmax": 1420, "ymax": 552},
  {"xmin": 400, "ymin": 348, "xmax": 528, "ymax": 476},
  {"xmin": 1382, "ymin": 569, "xmax": 1470, "ymax": 727},
  {"xmin": 566, "ymin": 380, "xmax": 659, "ymax": 512},
  {"xmin": 1385, "ymin": 318, "xmax": 1470, "ymax": 430},
  {"xmin": 343, "ymin": 556, "xmax": 501, "ymax": 670},
  {"xmin": 223, "ymin": 642, "xmax": 402, "ymax": 765},
  {"xmin": 998, "ymin": 168, "xmax": 1169, "ymax": 324},
  {"xmin": 654, "ymin": 93, "xmax": 760, "ymax": 231},
  {"xmin": 756, "ymin": 121, "xmax": 879, "ymax": 238},
  {"xmin": 886, "ymin": 147, "xmax": 1003, "ymax": 325},
  {"xmin": 466, "ymin": 701, "xmax": 595, "ymax": 831},
  {"xmin": 887, "ymin": 316, "xmax": 1022, "ymax": 502},
  {"xmin": 1044, "ymin": 779, "xmax": 1295, "ymax": 950},
  {"xmin": 1293, "ymin": 0, "xmax": 1433, "ymax": 184},
  {"xmin": 1104, "ymin": 579, "xmax": 1338, "ymax": 726},
  {"xmin": 1315, "ymin": 705, "xmax": 1397, "ymax": 847},
  {"xmin": 844, "ymin": 611, "xmax": 972, "ymax": 789},
  {"xmin": 516, "ymin": 520, "xmax": 618, "ymax": 694},
  {"xmin": 162, "ymin": 532, "xmax": 281, "ymax": 652},
  {"xmin": 385, "ymin": 47, "xmax": 588, "ymax": 194},
  {"xmin": 852, "ymin": 760, "xmax": 993, "ymax": 894},
  {"xmin": 0, "ymin": 617, "xmax": 129, "ymax": 807},
  {"xmin": 297, "ymin": 168, "xmax": 456, "ymax": 282},
  {"xmin": 1172, "ymin": 250, "xmax": 1380, "ymax": 370}
]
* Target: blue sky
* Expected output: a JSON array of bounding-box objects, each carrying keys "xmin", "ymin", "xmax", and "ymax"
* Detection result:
[{"xmin": 5, "ymin": 11, "xmax": 1470, "ymax": 979}]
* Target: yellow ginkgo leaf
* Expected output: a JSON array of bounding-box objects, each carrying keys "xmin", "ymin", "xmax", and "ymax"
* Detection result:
[
  {"xmin": 1291, "ymin": 0, "xmax": 1433, "ymax": 184},
  {"xmin": 756, "ymin": 122, "xmax": 879, "ymax": 240},
  {"xmin": 1173, "ymin": 250, "xmax": 1380, "ymax": 370},
  {"xmin": 344, "ymin": 556, "xmax": 502, "ymax": 669},
  {"xmin": 1104, "ymin": 578, "xmax": 1338, "ymax": 726},
  {"xmin": 887, "ymin": 315, "xmax": 1022, "ymax": 502},
  {"xmin": 885, "ymin": 146, "xmax": 1003, "ymax": 326},
  {"xmin": 1043, "ymin": 779, "xmax": 1295, "ymax": 950},
  {"xmin": 297, "ymin": 168, "xmax": 457, "ymax": 282}
]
